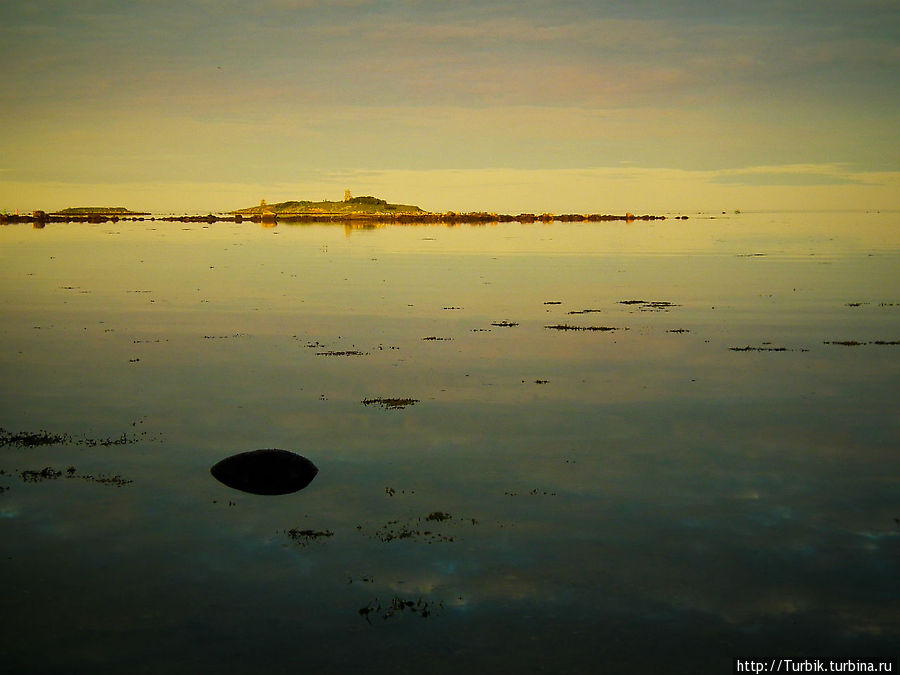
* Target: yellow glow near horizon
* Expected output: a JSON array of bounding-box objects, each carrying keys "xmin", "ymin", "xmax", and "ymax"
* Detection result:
[{"xmin": 2, "ymin": 166, "xmax": 899, "ymax": 216}]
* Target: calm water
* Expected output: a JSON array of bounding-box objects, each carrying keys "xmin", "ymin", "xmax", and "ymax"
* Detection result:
[{"xmin": 1, "ymin": 212, "xmax": 897, "ymax": 673}]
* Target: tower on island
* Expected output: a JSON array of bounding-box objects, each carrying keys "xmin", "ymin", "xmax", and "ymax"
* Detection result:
[{"xmin": 344, "ymin": 189, "xmax": 352, "ymax": 202}]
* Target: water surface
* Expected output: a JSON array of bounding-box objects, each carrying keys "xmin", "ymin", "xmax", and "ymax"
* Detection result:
[{"xmin": 1, "ymin": 212, "xmax": 897, "ymax": 673}]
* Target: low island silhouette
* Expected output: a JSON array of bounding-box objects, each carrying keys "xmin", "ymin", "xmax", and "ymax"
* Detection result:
[{"xmin": 1, "ymin": 191, "xmax": 686, "ymax": 225}]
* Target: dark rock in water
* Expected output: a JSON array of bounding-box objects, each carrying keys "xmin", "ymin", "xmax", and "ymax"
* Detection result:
[{"xmin": 210, "ymin": 449, "xmax": 318, "ymax": 495}]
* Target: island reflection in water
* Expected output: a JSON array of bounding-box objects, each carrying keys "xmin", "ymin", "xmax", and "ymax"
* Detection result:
[{"xmin": 0, "ymin": 212, "xmax": 897, "ymax": 673}]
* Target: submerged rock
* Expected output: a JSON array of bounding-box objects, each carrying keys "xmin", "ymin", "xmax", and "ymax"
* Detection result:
[{"xmin": 210, "ymin": 449, "xmax": 318, "ymax": 495}]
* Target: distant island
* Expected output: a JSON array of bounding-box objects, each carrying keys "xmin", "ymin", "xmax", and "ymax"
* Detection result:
[
  {"xmin": 52, "ymin": 207, "xmax": 150, "ymax": 216},
  {"xmin": 233, "ymin": 194, "xmax": 427, "ymax": 217},
  {"xmin": 2, "ymin": 193, "xmax": 686, "ymax": 225},
  {"xmin": 225, "ymin": 193, "xmax": 681, "ymax": 224}
]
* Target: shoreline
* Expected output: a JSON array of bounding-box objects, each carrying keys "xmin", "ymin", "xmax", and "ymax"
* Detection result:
[{"xmin": 1, "ymin": 210, "xmax": 687, "ymax": 226}]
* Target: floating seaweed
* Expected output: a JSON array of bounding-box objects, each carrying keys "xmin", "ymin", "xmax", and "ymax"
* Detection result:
[
  {"xmin": 81, "ymin": 473, "xmax": 133, "ymax": 487},
  {"xmin": 505, "ymin": 488, "xmax": 557, "ymax": 497},
  {"xmin": 371, "ymin": 519, "xmax": 454, "ymax": 543},
  {"xmin": 618, "ymin": 300, "xmax": 680, "ymax": 312},
  {"xmin": 0, "ymin": 426, "xmax": 146, "ymax": 449},
  {"xmin": 545, "ymin": 324, "xmax": 624, "ymax": 332},
  {"xmin": 358, "ymin": 596, "xmax": 443, "ymax": 622},
  {"xmin": 18, "ymin": 465, "xmax": 134, "ymax": 486},
  {"xmin": 730, "ymin": 346, "xmax": 788, "ymax": 352},
  {"xmin": 731, "ymin": 345, "xmax": 810, "ymax": 352},
  {"xmin": 824, "ymin": 340, "xmax": 899, "ymax": 346},
  {"xmin": 81, "ymin": 433, "xmax": 138, "ymax": 447},
  {"xmin": 285, "ymin": 528, "xmax": 334, "ymax": 546},
  {"xmin": 21, "ymin": 467, "xmax": 63, "ymax": 482},
  {"xmin": 361, "ymin": 397, "xmax": 419, "ymax": 409},
  {"xmin": 367, "ymin": 511, "xmax": 468, "ymax": 543},
  {"xmin": 384, "ymin": 486, "xmax": 415, "ymax": 496},
  {"xmin": 1, "ymin": 428, "xmax": 71, "ymax": 448}
]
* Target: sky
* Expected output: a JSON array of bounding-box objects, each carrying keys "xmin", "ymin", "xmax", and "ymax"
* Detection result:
[{"xmin": 1, "ymin": 0, "xmax": 898, "ymax": 214}]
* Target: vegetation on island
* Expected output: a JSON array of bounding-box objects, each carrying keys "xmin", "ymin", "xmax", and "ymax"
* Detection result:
[{"xmin": 233, "ymin": 195, "xmax": 427, "ymax": 216}]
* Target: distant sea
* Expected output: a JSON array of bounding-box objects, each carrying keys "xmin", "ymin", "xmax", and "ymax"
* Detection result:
[{"xmin": 1, "ymin": 211, "xmax": 897, "ymax": 673}]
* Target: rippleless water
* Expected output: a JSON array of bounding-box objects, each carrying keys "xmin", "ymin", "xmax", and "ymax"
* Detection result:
[{"xmin": 0, "ymin": 212, "xmax": 897, "ymax": 673}]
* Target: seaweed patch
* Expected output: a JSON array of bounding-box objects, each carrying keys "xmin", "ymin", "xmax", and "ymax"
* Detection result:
[
  {"xmin": 1, "ymin": 429, "xmax": 70, "ymax": 448},
  {"xmin": 425, "ymin": 511, "xmax": 451, "ymax": 522},
  {"xmin": 504, "ymin": 488, "xmax": 557, "ymax": 497},
  {"xmin": 618, "ymin": 300, "xmax": 680, "ymax": 312},
  {"xmin": 824, "ymin": 340, "xmax": 899, "ymax": 346},
  {"xmin": 21, "ymin": 467, "xmax": 63, "ymax": 482},
  {"xmin": 19, "ymin": 466, "xmax": 132, "ymax": 486},
  {"xmin": 361, "ymin": 397, "xmax": 419, "ymax": 409},
  {"xmin": 385, "ymin": 486, "xmax": 416, "ymax": 496},
  {"xmin": 0, "ymin": 426, "xmax": 149, "ymax": 449},
  {"xmin": 358, "ymin": 596, "xmax": 443, "ymax": 622},
  {"xmin": 363, "ymin": 511, "xmax": 479, "ymax": 544},
  {"xmin": 285, "ymin": 528, "xmax": 334, "ymax": 546},
  {"xmin": 729, "ymin": 345, "xmax": 808, "ymax": 352},
  {"xmin": 545, "ymin": 324, "xmax": 625, "ymax": 332},
  {"xmin": 370, "ymin": 519, "xmax": 455, "ymax": 543}
]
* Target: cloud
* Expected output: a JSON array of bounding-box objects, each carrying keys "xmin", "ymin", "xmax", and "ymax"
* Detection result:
[
  {"xmin": 4, "ymin": 1, "xmax": 896, "ymax": 111},
  {"xmin": 711, "ymin": 164, "xmax": 870, "ymax": 187}
]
